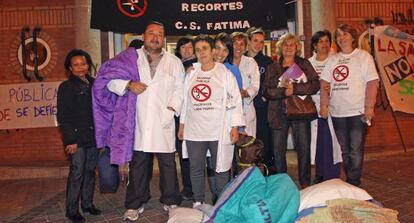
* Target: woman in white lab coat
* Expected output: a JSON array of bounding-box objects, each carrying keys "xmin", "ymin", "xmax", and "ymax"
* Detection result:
[
  {"xmin": 309, "ymin": 30, "xmax": 342, "ymax": 183},
  {"xmin": 231, "ymin": 32, "xmax": 260, "ymax": 137},
  {"xmin": 178, "ymin": 35, "xmax": 245, "ymax": 207}
]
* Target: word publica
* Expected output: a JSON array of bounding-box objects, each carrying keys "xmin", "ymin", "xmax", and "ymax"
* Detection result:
[
  {"xmin": 181, "ymin": 2, "xmax": 243, "ymax": 12},
  {"xmin": 9, "ymin": 85, "xmax": 57, "ymax": 102}
]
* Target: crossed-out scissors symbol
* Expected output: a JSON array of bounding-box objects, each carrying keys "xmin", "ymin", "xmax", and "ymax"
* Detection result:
[{"xmin": 191, "ymin": 84, "xmax": 211, "ymax": 102}]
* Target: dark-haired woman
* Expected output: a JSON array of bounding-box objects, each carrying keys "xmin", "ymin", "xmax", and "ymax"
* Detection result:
[
  {"xmin": 175, "ymin": 36, "xmax": 197, "ymax": 70},
  {"xmin": 309, "ymin": 30, "xmax": 342, "ymax": 183},
  {"xmin": 214, "ymin": 32, "xmax": 243, "ymax": 89},
  {"xmin": 178, "ymin": 35, "xmax": 244, "ymax": 207},
  {"xmin": 57, "ymin": 49, "xmax": 101, "ymax": 222}
]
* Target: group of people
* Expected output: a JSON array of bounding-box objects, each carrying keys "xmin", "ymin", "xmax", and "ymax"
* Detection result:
[{"xmin": 56, "ymin": 21, "xmax": 378, "ymax": 222}]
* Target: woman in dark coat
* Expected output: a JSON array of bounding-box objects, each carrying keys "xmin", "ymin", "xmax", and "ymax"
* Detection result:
[
  {"xmin": 57, "ymin": 49, "xmax": 101, "ymax": 222},
  {"xmin": 263, "ymin": 33, "xmax": 319, "ymax": 189}
]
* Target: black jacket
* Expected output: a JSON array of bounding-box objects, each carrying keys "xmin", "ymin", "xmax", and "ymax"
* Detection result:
[
  {"xmin": 252, "ymin": 52, "xmax": 274, "ymax": 108},
  {"xmin": 57, "ymin": 74, "xmax": 96, "ymax": 147},
  {"xmin": 263, "ymin": 56, "xmax": 319, "ymax": 129}
]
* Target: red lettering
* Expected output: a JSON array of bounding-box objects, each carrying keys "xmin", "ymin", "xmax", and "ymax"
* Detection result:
[
  {"xmin": 408, "ymin": 43, "xmax": 414, "ymax": 57},
  {"xmin": 387, "ymin": 41, "xmax": 397, "ymax": 54},
  {"xmin": 377, "ymin": 39, "xmax": 386, "ymax": 52},
  {"xmin": 399, "ymin": 41, "xmax": 407, "ymax": 56},
  {"xmin": 0, "ymin": 108, "xmax": 11, "ymax": 121}
]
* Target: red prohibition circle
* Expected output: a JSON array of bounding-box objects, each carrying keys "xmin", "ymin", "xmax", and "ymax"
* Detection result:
[
  {"xmin": 332, "ymin": 65, "xmax": 349, "ymax": 82},
  {"xmin": 191, "ymin": 84, "xmax": 211, "ymax": 102},
  {"xmin": 117, "ymin": 0, "xmax": 148, "ymax": 18}
]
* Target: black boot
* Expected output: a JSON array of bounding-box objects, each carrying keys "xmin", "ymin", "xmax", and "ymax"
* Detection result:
[
  {"xmin": 66, "ymin": 212, "xmax": 85, "ymax": 222},
  {"xmin": 82, "ymin": 205, "xmax": 102, "ymax": 215}
]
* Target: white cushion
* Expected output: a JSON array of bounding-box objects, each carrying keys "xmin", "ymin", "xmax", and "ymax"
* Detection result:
[
  {"xmin": 299, "ymin": 179, "xmax": 373, "ymax": 212},
  {"xmin": 167, "ymin": 207, "xmax": 204, "ymax": 223}
]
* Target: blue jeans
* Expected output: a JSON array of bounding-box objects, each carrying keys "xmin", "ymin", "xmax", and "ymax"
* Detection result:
[
  {"xmin": 271, "ymin": 113, "xmax": 311, "ymax": 186},
  {"xmin": 331, "ymin": 115, "xmax": 367, "ymax": 186},
  {"xmin": 66, "ymin": 146, "xmax": 98, "ymax": 216}
]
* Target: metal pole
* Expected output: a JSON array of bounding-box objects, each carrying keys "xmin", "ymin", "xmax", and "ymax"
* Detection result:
[{"xmin": 370, "ymin": 26, "xmax": 407, "ymax": 152}]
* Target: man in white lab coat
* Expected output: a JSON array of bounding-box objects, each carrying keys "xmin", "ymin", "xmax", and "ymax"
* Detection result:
[{"xmin": 105, "ymin": 21, "xmax": 185, "ymax": 221}]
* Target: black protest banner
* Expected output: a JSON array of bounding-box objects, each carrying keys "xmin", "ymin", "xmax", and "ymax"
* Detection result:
[{"xmin": 91, "ymin": 0, "xmax": 287, "ymax": 35}]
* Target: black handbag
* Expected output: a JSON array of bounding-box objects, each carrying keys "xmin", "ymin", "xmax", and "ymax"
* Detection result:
[{"xmin": 285, "ymin": 95, "xmax": 318, "ymax": 120}]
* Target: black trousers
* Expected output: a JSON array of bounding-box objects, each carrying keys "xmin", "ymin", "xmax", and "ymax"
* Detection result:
[
  {"xmin": 271, "ymin": 114, "xmax": 311, "ymax": 186},
  {"xmin": 255, "ymin": 104, "xmax": 273, "ymax": 167},
  {"xmin": 125, "ymin": 151, "xmax": 181, "ymax": 209},
  {"xmin": 66, "ymin": 146, "xmax": 99, "ymax": 216}
]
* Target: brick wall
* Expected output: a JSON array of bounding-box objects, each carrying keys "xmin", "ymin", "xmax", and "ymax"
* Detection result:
[
  {"xmin": 0, "ymin": 128, "xmax": 65, "ymax": 165},
  {"xmin": 0, "ymin": 0, "xmax": 75, "ymax": 164},
  {"xmin": 335, "ymin": 0, "xmax": 414, "ymax": 152}
]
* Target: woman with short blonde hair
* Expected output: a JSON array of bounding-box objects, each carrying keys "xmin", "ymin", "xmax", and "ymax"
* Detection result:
[
  {"xmin": 276, "ymin": 33, "xmax": 302, "ymax": 57},
  {"xmin": 263, "ymin": 33, "xmax": 319, "ymax": 189}
]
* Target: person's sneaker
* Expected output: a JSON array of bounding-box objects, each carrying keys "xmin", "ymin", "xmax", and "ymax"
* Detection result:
[
  {"xmin": 192, "ymin": 201, "xmax": 203, "ymax": 208},
  {"xmin": 123, "ymin": 206, "xmax": 144, "ymax": 221},
  {"xmin": 163, "ymin": 204, "xmax": 177, "ymax": 211}
]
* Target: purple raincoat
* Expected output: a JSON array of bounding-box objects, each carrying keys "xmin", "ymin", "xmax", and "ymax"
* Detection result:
[{"xmin": 92, "ymin": 47, "xmax": 139, "ymax": 165}]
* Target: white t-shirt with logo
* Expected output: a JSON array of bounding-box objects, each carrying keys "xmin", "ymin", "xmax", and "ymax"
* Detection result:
[
  {"xmin": 184, "ymin": 64, "xmax": 225, "ymax": 141},
  {"xmin": 309, "ymin": 54, "xmax": 329, "ymax": 112},
  {"xmin": 320, "ymin": 48, "xmax": 379, "ymax": 117}
]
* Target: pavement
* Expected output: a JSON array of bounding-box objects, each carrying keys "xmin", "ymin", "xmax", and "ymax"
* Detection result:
[{"xmin": 1, "ymin": 149, "xmax": 414, "ymax": 223}]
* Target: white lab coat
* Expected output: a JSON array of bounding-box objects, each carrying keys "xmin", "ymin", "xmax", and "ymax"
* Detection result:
[
  {"xmin": 239, "ymin": 55, "xmax": 260, "ymax": 137},
  {"xmin": 310, "ymin": 117, "xmax": 342, "ymax": 165},
  {"xmin": 107, "ymin": 48, "xmax": 184, "ymax": 153},
  {"xmin": 181, "ymin": 63, "xmax": 245, "ymax": 172}
]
